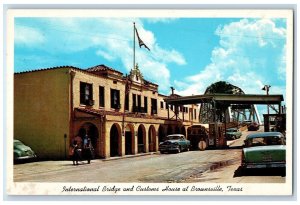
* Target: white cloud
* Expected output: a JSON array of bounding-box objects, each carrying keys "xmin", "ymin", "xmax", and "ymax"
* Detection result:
[
  {"xmin": 146, "ymin": 18, "xmax": 178, "ymax": 24},
  {"xmin": 153, "ymin": 45, "xmax": 186, "ymax": 65},
  {"xmin": 15, "ymin": 18, "xmax": 186, "ymax": 93},
  {"xmin": 14, "ymin": 25, "xmax": 45, "ymax": 46},
  {"xmin": 176, "ymin": 18, "xmax": 286, "ymax": 98},
  {"xmin": 277, "ymin": 44, "xmax": 286, "ymax": 81},
  {"xmin": 96, "ymin": 49, "xmax": 116, "ymax": 61}
]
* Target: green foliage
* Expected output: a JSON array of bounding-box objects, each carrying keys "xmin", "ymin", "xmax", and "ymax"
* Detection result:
[{"xmin": 205, "ymin": 81, "xmax": 244, "ymax": 95}]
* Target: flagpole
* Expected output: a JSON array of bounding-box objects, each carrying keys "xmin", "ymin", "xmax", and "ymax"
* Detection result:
[{"xmin": 133, "ymin": 22, "xmax": 136, "ymax": 70}]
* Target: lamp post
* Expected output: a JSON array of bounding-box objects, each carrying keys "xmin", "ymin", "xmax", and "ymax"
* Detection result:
[
  {"xmin": 64, "ymin": 134, "xmax": 67, "ymax": 159},
  {"xmin": 262, "ymin": 85, "xmax": 271, "ymax": 115}
]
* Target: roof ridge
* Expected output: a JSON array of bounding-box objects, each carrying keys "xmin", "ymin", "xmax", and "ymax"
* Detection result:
[{"xmin": 14, "ymin": 65, "xmax": 81, "ymax": 74}]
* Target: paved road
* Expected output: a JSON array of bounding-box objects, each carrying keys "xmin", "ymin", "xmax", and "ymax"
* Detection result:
[
  {"xmin": 14, "ymin": 149, "xmax": 241, "ymax": 182},
  {"xmin": 13, "ymin": 126, "xmax": 285, "ymax": 183}
]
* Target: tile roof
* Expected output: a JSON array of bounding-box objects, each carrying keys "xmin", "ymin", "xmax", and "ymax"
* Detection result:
[
  {"xmin": 14, "ymin": 65, "xmax": 81, "ymax": 74},
  {"xmin": 86, "ymin": 64, "xmax": 123, "ymax": 75}
]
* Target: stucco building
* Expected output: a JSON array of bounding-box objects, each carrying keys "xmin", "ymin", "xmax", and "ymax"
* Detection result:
[{"xmin": 14, "ymin": 64, "xmax": 200, "ymax": 159}]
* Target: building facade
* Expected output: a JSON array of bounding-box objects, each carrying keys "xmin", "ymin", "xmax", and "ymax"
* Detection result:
[{"xmin": 14, "ymin": 64, "xmax": 200, "ymax": 159}]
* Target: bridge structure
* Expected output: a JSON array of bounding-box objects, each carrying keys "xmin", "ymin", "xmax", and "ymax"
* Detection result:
[{"xmin": 164, "ymin": 93, "xmax": 284, "ymax": 125}]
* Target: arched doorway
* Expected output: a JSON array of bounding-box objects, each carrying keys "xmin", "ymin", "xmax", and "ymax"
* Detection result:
[
  {"xmin": 175, "ymin": 126, "xmax": 180, "ymax": 134},
  {"xmin": 137, "ymin": 124, "xmax": 146, "ymax": 153},
  {"xmin": 77, "ymin": 122, "xmax": 99, "ymax": 156},
  {"xmin": 158, "ymin": 125, "xmax": 165, "ymax": 143},
  {"xmin": 167, "ymin": 125, "xmax": 173, "ymax": 135},
  {"xmin": 110, "ymin": 123, "xmax": 121, "ymax": 157},
  {"xmin": 125, "ymin": 124, "xmax": 134, "ymax": 155},
  {"xmin": 181, "ymin": 126, "xmax": 186, "ymax": 138},
  {"xmin": 148, "ymin": 125, "xmax": 156, "ymax": 152}
]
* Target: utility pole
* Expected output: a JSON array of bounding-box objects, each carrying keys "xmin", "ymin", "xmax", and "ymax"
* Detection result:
[{"xmin": 262, "ymin": 85, "xmax": 271, "ymax": 115}]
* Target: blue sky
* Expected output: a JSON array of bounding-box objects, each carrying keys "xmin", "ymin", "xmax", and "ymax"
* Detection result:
[{"xmin": 14, "ymin": 17, "xmax": 287, "ymax": 116}]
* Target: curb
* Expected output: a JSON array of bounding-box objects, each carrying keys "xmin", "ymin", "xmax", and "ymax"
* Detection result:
[{"xmin": 102, "ymin": 152, "xmax": 158, "ymax": 161}]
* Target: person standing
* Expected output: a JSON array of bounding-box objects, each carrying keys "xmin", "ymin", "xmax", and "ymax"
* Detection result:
[
  {"xmin": 83, "ymin": 137, "xmax": 93, "ymax": 164},
  {"xmin": 74, "ymin": 135, "xmax": 83, "ymax": 149},
  {"xmin": 70, "ymin": 140, "xmax": 80, "ymax": 165}
]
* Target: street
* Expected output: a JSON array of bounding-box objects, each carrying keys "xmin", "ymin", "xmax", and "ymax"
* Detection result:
[{"xmin": 13, "ymin": 127, "xmax": 285, "ymax": 183}]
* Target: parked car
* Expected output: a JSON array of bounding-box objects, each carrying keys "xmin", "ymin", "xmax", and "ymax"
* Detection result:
[
  {"xmin": 247, "ymin": 122, "xmax": 260, "ymax": 131},
  {"xmin": 225, "ymin": 128, "xmax": 242, "ymax": 140},
  {"xmin": 241, "ymin": 132, "xmax": 286, "ymax": 171},
  {"xmin": 14, "ymin": 139, "xmax": 37, "ymax": 163},
  {"xmin": 159, "ymin": 134, "xmax": 190, "ymax": 153},
  {"xmin": 242, "ymin": 120, "xmax": 252, "ymax": 126}
]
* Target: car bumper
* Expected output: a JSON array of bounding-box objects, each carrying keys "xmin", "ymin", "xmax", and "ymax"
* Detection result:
[
  {"xmin": 159, "ymin": 146, "xmax": 179, "ymax": 152},
  {"xmin": 14, "ymin": 155, "xmax": 37, "ymax": 160},
  {"xmin": 242, "ymin": 162, "xmax": 286, "ymax": 169}
]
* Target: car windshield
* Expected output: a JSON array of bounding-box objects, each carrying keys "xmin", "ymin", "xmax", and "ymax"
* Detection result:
[
  {"xmin": 167, "ymin": 135, "xmax": 181, "ymax": 140},
  {"xmin": 227, "ymin": 128, "xmax": 237, "ymax": 132},
  {"xmin": 245, "ymin": 136, "xmax": 285, "ymax": 147}
]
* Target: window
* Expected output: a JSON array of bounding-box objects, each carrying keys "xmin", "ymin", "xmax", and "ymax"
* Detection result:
[
  {"xmin": 80, "ymin": 82, "xmax": 93, "ymax": 105},
  {"xmin": 151, "ymin": 98, "xmax": 157, "ymax": 115},
  {"xmin": 160, "ymin": 101, "xmax": 164, "ymax": 109},
  {"xmin": 125, "ymin": 94, "xmax": 129, "ymax": 111},
  {"xmin": 110, "ymin": 89, "xmax": 120, "ymax": 109},
  {"xmin": 137, "ymin": 95, "xmax": 141, "ymax": 110},
  {"xmin": 99, "ymin": 86, "xmax": 105, "ymax": 107},
  {"xmin": 132, "ymin": 94, "xmax": 137, "ymax": 112},
  {"xmin": 185, "ymin": 107, "xmax": 188, "ymax": 113},
  {"xmin": 144, "ymin": 97, "xmax": 148, "ymax": 113}
]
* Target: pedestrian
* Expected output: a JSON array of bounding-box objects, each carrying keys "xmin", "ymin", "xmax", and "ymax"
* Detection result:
[
  {"xmin": 83, "ymin": 138, "xmax": 93, "ymax": 164},
  {"xmin": 74, "ymin": 135, "xmax": 83, "ymax": 149},
  {"xmin": 70, "ymin": 140, "xmax": 80, "ymax": 165}
]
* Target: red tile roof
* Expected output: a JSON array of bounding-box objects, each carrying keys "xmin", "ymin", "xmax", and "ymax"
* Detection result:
[
  {"xmin": 14, "ymin": 65, "xmax": 81, "ymax": 74},
  {"xmin": 86, "ymin": 64, "xmax": 123, "ymax": 75}
]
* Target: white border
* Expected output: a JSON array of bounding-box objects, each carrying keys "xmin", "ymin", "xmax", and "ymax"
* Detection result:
[{"xmin": 5, "ymin": 8, "xmax": 294, "ymax": 197}]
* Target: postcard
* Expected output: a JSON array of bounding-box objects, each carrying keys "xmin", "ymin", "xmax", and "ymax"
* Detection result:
[{"xmin": 6, "ymin": 8, "xmax": 293, "ymax": 196}]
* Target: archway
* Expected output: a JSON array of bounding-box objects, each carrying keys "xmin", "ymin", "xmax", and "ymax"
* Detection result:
[
  {"xmin": 181, "ymin": 126, "xmax": 186, "ymax": 138},
  {"xmin": 175, "ymin": 126, "xmax": 180, "ymax": 134},
  {"xmin": 137, "ymin": 124, "xmax": 146, "ymax": 153},
  {"xmin": 125, "ymin": 124, "xmax": 134, "ymax": 155},
  {"xmin": 77, "ymin": 122, "xmax": 99, "ymax": 156},
  {"xmin": 148, "ymin": 125, "xmax": 156, "ymax": 152},
  {"xmin": 158, "ymin": 125, "xmax": 165, "ymax": 143},
  {"xmin": 167, "ymin": 125, "xmax": 173, "ymax": 135},
  {"xmin": 110, "ymin": 123, "xmax": 121, "ymax": 157}
]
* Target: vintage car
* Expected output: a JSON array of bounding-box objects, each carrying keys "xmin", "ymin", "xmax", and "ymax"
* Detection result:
[
  {"xmin": 241, "ymin": 132, "xmax": 286, "ymax": 170},
  {"xmin": 247, "ymin": 122, "xmax": 260, "ymax": 131},
  {"xmin": 242, "ymin": 120, "xmax": 252, "ymax": 126},
  {"xmin": 14, "ymin": 139, "xmax": 37, "ymax": 163},
  {"xmin": 225, "ymin": 128, "xmax": 242, "ymax": 140},
  {"xmin": 159, "ymin": 134, "xmax": 190, "ymax": 153}
]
